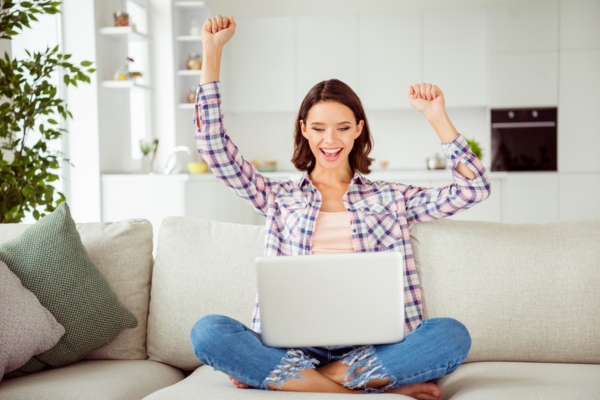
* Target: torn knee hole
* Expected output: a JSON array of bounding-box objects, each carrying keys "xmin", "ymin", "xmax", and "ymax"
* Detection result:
[
  {"xmin": 263, "ymin": 349, "xmax": 319, "ymax": 390},
  {"xmin": 341, "ymin": 345, "xmax": 397, "ymax": 393}
]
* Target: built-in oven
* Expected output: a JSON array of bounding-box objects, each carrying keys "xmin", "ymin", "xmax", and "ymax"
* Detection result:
[{"xmin": 491, "ymin": 108, "xmax": 557, "ymax": 171}]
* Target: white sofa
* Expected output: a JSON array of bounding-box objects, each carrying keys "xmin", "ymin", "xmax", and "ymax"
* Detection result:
[{"xmin": 1, "ymin": 216, "xmax": 599, "ymax": 399}]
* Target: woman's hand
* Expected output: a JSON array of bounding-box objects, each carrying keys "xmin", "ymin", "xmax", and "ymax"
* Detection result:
[
  {"xmin": 199, "ymin": 15, "xmax": 235, "ymax": 84},
  {"xmin": 202, "ymin": 15, "xmax": 236, "ymax": 51},
  {"xmin": 408, "ymin": 83, "xmax": 446, "ymax": 121}
]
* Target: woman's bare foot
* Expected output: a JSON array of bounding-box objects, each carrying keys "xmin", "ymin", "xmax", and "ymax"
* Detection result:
[
  {"xmin": 228, "ymin": 376, "xmax": 251, "ymax": 389},
  {"xmin": 384, "ymin": 382, "xmax": 441, "ymax": 400}
]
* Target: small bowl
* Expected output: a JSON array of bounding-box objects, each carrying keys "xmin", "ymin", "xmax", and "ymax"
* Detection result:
[{"xmin": 187, "ymin": 162, "xmax": 208, "ymax": 174}]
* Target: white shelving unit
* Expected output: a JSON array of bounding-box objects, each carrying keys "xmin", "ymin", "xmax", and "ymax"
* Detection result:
[
  {"xmin": 172, "ymin": 1, "xmax": 211, "ymax": 151},
  {"xmin": 98, "ymin": 26, "xmax": 150, "ymax": 42},
  {"xmin": 96, "ymin": 0, "xmax": 153, "ymax": 173}
]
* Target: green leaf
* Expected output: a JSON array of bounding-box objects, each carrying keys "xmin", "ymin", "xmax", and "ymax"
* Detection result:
[
  {"xmin": 33, "ymin": 209, "xmax": 40, "ymax": 220},
  {"xmin": 48, "ymin": 118, "xmax": 58, "ymax": 125},
  {"xmin": 63, "ymin": 74, "xmax": 69, "ymax": 85},
  {"xmin": 80, "ymin": 60, "xmax": 93, "ymax": 67}
]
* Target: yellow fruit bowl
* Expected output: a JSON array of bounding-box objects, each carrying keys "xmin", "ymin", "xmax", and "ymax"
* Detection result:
[{"xmin": 187, "ymin": 162, "xmax": 209, "ymax": 174}]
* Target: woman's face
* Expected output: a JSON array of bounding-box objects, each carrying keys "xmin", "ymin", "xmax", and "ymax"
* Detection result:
[{"xmin": 300, "ymin": 101, "xmax": 364, "ymax": 173}]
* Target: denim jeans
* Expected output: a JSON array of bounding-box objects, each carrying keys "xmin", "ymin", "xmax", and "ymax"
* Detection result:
[{"xmin": 191, "ymin": 315, "xmax": 471, "ymax": 393}]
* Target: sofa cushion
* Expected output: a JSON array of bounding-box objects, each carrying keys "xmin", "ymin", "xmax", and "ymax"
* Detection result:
[
  {"xmin": 0, "ymin": 203, "xmax": 138, "ymax": 377},
  {"xmin": 0, "ymin": 261, "xmax": 65, "ymax": 380},
  {"xmin": 409, "ymin": 219, "xmax": 600, "ymax": 364},
  {"xmin": 147, "ymin": 217, "xmax": 264, "ymax": 370},
  {"xmin": 438, "ymin": 361, "xmax": 600, "ymax": 399},
  {"xmin": 143, "ymin": 366, "xmax": 408, "ymax": 399},
  {"xmin": 0, "ymin": 360, "xmax": 184, "ymax": 400},
  {"xmin": 0, "ymin": 216, "xmax": 154, "ymax": 362}
]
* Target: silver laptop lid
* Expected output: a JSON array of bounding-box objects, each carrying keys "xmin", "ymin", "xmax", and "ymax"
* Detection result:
[{"xmin": 256, "ymin": 252, "xmax": 405, "ymax": 348}]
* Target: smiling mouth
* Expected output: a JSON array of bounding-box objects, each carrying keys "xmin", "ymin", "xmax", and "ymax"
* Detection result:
[{"xmin": 320, "ymin": 148, "xmax": 342, "ymax": 160}]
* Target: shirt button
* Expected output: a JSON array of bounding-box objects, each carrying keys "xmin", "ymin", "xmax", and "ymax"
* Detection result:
[{"xmin": 353, "ymin": 229, "xmax": 357, "ymax": 233}]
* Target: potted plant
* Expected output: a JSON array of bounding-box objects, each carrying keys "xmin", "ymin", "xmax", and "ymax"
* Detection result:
[
  {"xmin": 0, "ymin": 0, "xmax": 94, "ymax": 223},
  {"xmin": 465, "ymin": 137, "xmax": 483, "ymax": 161}
]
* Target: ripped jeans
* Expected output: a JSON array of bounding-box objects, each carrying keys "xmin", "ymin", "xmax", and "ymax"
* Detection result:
[{"xmin": 191, "ymin": 315, "xmax": 471, "ymax": 393}]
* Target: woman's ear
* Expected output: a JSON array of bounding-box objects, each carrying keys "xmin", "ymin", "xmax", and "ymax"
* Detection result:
[
  {"xmin": 300, "ymin": 120, "xmax": 308, "ymax": 138},
  {"xmin": 355, "ymin": 120, "xmax": 364, "ymax": 139}
]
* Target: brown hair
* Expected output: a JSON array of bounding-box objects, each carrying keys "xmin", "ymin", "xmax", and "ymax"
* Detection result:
[{"xmin": 291, "ymin": 79, "xmax": 374, "ymax": 174}]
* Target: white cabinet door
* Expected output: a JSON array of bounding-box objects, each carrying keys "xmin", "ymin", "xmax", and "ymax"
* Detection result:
[
  {"xmin": 423, "ymin": 8, "xmax": 488, "ymax": 107},
  {"xmin": 358, "ymin": 13, "xmax": 422, "ymax": 110},
  {"xmin": 490, "ymin": 1, "xmax": 558, "ymax": 53},
  {"xmin": 502, "ymin": 173, "xmax": 559, "ymax": 224},
  {"xmin": 491, "ymin": 52, "xmax": 558, "ymax": 107},
  {"xmin": 559, "ymin": 173, "xmax": 600, "ymax": 221},
  {"xmin": 560, "ymin": 0, "xmax": 600, "ymax": 50},
  {"xmin": 228, "ymin": 17, "xmax": 296, "ymax": 112},
  {"xmin": 558, "ymin": 49, "xmax": 600, "ymax": 172},
  {"xmin": 296, "ymin": 15, "xmax": 359, "ymax": 104}
]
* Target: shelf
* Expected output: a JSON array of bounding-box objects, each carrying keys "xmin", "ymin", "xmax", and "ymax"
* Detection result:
[
  {"xmin": 99, "ymin": 26, "xmax": 150, "ymax": 41},
  {"xmin": 101, "ymin": 80, "xmax": 151, "ymax": 90},
  {"xmin": 176, "ymin": 36, "xmax": 202, "ymax": 42},
  {"xmin": 177, "ymin": 70, "xmax": 201, "ymax": 76},
  {"xmin": 174, "ymin": 1, "xmax": 206, "ymax": 8},
  {"xmin": 177, "ymin": 103, "xmax": 195, "ymax": 109}
]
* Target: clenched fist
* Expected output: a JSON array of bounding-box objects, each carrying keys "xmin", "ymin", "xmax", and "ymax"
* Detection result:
[
  {"xmin": 202, "ymin": 15, "xmax": 236, "ymax": 50},
  {"xmin": 408, "ymin": 82, "xmax": 446, "ymax": 120}
]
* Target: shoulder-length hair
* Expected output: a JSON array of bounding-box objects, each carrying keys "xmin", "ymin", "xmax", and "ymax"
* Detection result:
[{"xmin": 291, "ymin": 79, "xmax": 374, "ymax": 174}]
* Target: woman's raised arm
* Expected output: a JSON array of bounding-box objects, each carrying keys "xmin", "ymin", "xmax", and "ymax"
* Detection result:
[{"xmin": 199, "ymin": 15, "xmax": 235, "ymax": 84}]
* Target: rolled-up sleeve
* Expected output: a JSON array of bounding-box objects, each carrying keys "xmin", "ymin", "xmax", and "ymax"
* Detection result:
[
  {"xmin": 404, "ymin": 134, "xmax": 492, "ymax": 224},
  {"xmin": 194, "ymin": 81, "xmax": 271, "ymax": 217}
]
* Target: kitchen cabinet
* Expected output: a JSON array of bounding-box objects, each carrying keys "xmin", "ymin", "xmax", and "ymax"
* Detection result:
[
  {"xmin": 296, "ymin": 15, "xmax": 359, "ymax": 105},
  {"xmin": 490, "ymin": 1, "xmax": 558, "ymax": 53},
  {"xmin": 358, "ymin": 13, "xmax": 422, "ymax": 110},
  {"xmin": 559, "ymin": 173, "xmax": 600, "ymax": 221},
  {"xmin": 491, "ymin": 52, "xmax": 558, "ymax": 107},
  {"xmin": 560, "ymin": 0, "xmax": 600, "ymax": 50},
  {"xmin": 489, "ymin": 2, "xmax": 559, "ymax": 108},
  {"xmin": 502, "ymin": 173, "xmax": 559, "ymax": 224},
  {"xmin": 423, "ymin": 8, "xmax": 488, "ymax": 108},
  {"xmin": 228, "ymin": 17, "xmax": 296, "ymax": 113},
  {"xmin": 558, "ymin": 49, "xmax": 600, "ymax": 172}
]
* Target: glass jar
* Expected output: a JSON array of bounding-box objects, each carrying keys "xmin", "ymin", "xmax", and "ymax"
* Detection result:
[
  {"xmin": 186, "ymin": 53, "xmax": 202, "ymax": 70},
  {"xmin": 190, "ymin": 19, "xmax": 202, "ymax": 36},
  {"xmin": 187, "ymin": 87, "xmax": 196, "ymax": 103}
]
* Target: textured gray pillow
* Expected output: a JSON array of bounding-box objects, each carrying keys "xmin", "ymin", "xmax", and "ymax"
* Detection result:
[
  {"xmin": 0, "ymin": 261, "xmax": 65, "ymax": 381},
  {"xmin": 0, "ymin": 203, "xmax": 137, "ymax": 377}
]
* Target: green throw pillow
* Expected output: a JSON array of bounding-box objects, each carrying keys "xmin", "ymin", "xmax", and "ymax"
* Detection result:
[{"xmin": 0, "ymin": 203, "xmax": 137, "ymax": 377}]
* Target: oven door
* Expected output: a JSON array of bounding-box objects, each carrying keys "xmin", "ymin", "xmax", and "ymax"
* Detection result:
[{"xmin": 491, "ymin": 121, "xmax": 557, "ymax": 171}]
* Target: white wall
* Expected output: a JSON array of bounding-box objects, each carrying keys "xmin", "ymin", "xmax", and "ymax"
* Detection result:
[
  {"xmin": 200, "ymin": 1, "xmax": 492, "ymax": 171},
  {"xmin": 62, "ymin": 0, "xmax": 102, "ymax": 222}
]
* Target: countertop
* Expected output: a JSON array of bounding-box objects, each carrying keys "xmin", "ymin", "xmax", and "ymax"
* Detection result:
[{"xmin": 102, "ymin": 169, "xmax": 508, "ymax": 182}]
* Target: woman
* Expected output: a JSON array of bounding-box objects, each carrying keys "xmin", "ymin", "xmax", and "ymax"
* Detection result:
[{"xmin": 191, "ymin": 15, "xmax": 491, "ymax": 399}]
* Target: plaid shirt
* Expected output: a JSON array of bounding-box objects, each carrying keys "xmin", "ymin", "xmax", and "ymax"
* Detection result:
[{"xmin": 194, "ymin": 81, "xmax": 491, "ymax": 334}]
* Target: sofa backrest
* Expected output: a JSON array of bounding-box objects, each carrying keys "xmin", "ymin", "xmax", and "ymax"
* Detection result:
[
  {"xmin": 410, "ymin": 218, "xmax": 600, "ymax": 364},
  {"xmin": 147, "ymin": 217, "xmax": 264, "ymax": 370},
  {"xmin": 146, "ymin": 216, "xmax": 600, "ymax": 369},
  {"xmin": 0, "ymin": 219, "xmax": 153, "ymax": 361}
]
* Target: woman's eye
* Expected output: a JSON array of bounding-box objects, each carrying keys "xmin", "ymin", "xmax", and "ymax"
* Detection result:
[
  {"xmin": 313, "ymin": 128, "xmax": 324, "ymax": 132},
  {"xmin": 339, "ymin": 127, "xmax": 350, "ymax": 131}
]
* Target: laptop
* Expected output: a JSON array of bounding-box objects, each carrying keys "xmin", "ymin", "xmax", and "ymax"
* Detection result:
[{"xmin": 255, "ymin": 252, "xmax": 405, "ymax": 348}]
